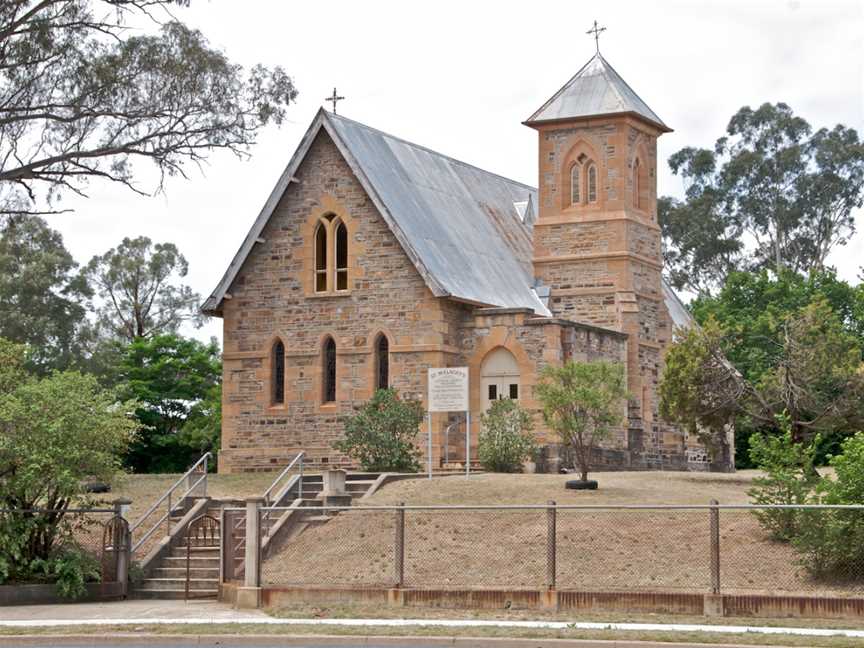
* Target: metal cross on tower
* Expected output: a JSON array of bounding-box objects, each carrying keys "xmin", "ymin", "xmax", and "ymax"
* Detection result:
[
  {"xmin": 586, "ymin": 20, "xmax": 606, "ymax": 53},
  {"xmin": 325, "ymin": 87, "xmax": 345, "ymax": 114}
]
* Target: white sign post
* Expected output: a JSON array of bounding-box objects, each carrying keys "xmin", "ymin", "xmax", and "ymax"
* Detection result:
[{"xmin": 427, "ymin": 367, "xmax": 470, "ymax": 479}]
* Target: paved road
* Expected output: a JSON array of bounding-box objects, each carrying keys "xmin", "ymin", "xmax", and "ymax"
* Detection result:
[{"xmin": 0, "ymin": 638, "xmax": 794, "ymax": 648}]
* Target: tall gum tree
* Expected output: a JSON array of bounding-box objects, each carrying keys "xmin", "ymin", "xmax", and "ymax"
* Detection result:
[{"xmin": 0, "ymin": 0, "xmax": 297, "ymax": 215}]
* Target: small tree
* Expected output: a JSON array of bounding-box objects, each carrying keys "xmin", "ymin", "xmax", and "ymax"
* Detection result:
[
  {"xmin": 748, "ymin": 414, "xmax": 821, "ymax": 541},
  {"xmin": 535, "ymin": 361, "xmax": 629, "ymax": 482},
  {"xmin": 334, "ymin": 389, "xmax": 424, "ymax": 473},
  {"xmin": 478, "ymin": 399, "xmax": 537, "ymax": 473},
  {"xmin": 0, "ymin": 339, "xmax": 139, "ymax": 594}
]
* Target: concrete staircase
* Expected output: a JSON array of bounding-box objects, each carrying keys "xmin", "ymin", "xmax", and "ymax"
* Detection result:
[
  {"xmin": 135, "ymin": 501, "xmax": 223, "ymax": 600},
  {"xmin": 132, "ymin": 472, "xmax": 382, "ymax": 600}
]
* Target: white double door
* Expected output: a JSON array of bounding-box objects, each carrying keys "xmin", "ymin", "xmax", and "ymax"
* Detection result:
[{"xmin": 480, "ymin": 347, "xmax": 520, "ymax": 413}]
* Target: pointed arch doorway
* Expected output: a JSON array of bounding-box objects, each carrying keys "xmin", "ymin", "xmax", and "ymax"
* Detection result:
[{"xmin": 481, "ymin": 347, "xmax": 520, "ymax": 412}]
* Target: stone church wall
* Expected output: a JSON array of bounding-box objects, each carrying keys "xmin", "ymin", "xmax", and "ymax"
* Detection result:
[{"xmin": 219, "ymin": 131, "xmax": 459, "ymax": 472}]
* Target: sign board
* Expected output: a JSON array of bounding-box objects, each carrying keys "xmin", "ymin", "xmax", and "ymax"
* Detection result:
[{"xmin": 428, "ymin": 367, "xmax": 469, "ymax": 412}]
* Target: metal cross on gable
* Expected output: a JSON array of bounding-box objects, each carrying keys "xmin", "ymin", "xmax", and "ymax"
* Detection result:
[
  {"xmin": 325, "ymin": 87, "xmax": 345, "ymax": 114},
  {"xmin": 586, "ymin": 20, "xmax": 607, "ymax": 53}
]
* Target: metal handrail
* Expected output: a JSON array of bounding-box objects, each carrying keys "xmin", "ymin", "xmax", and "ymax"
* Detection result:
[
  {"xmin": 263, "ymin": 451, "xmax": 305, "ymax": 506},
  {"xmin": 260, "ymin": 451, "xmax": 305, "ymax": 540},
  {"xmin": 130, "ymin": 452, "xmax": 211, "ymax": 553}
]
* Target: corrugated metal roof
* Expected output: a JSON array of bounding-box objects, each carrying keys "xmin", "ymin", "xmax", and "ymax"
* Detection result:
[
  {"xmin": 202, "ymin": 110, "xmax": 549, "ymax": 316},
  {"xmin": 525, "ymin": 53, "xmax": 671, "ymax": 132},
  {"xmin": 327, "ymin": 113, "xmax": 548, "ymax": 314}
]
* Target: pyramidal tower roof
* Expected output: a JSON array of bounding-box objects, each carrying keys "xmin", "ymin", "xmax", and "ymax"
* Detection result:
[{"xmin": 525, "ymin": 52, "xmax": 671, "ymax": 132}]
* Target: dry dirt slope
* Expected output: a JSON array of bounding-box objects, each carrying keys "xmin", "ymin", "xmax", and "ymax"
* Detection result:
[{"xmin": 262, "ymin": 470, "xmax": 859, "ymax": 597}]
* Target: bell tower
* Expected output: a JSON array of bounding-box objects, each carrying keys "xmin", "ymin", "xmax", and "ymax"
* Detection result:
[{"xmin": 525, "ymin": 51, "xmax": 674, "ymax": 448}]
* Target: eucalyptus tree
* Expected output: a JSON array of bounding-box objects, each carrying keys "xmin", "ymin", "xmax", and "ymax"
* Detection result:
[
  {"xmin": 0, "ymin": 0, "xmax": 297, "ymax": 216},
  {"xmin": 660, "ymin": 103, "xmax": 864, "ymax": 295}
]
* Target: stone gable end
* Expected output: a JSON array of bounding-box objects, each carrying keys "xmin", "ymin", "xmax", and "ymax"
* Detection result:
[{"xmin": 219, "ymin": 130, "xmax": 444, "ymax": 472}]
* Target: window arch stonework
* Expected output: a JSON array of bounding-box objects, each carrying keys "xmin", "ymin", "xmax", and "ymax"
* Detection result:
[
  {"xmin": 301, "ymin": 195, "xmax": 362, "ymax": 297},
  {"xmin": 560, "ymin": 140, "xmax": 602, "ymax": 211}
]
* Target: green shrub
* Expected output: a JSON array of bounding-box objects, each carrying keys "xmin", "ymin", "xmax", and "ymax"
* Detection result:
[
  {"xmin": 747, "ymin": 415, "xmax": 821, "ymax": 541},
  {"xmin": 793, "ymin": 432, "xmax": 864, "ymax": 580},
  {"xmin": 31, "ymin": 545, "xmax": 101, "ymax": 599},
  {"xmin": 478, "ymin": 399, "xmax": 536, "ymax": 473},
  {"xmin": 334, "ymin": 389, "xmax": 424, "ymax": 472}
]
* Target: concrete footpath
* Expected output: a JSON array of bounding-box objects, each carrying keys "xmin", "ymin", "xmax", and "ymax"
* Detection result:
[
  {"xmin": 0, "ymin": 600, "xmax": 862, "ymax": 646},
  {"xmin": 0, "ymin": 599, "xmax": 267, "ymax": 623}
]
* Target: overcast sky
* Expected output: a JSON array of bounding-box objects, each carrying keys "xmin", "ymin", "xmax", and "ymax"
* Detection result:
[{"xmin": 42, "ymin": 0, "xmax": 864, "ymax": 345}]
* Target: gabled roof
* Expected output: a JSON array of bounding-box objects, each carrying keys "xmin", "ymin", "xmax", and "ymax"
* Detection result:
[
  {"xmin": 202, "ymin": 109, "xmax": 548, "ymax": 316},
  {"xmin": 525, "ymin": 53, "xmax": 671, "ymax": 132}
]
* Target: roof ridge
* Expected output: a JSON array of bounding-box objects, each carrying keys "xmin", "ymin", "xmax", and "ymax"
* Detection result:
[
  {"xmin": 595, "ymin": 53, "xmax": 664, "ymax": 124},
  {"xmin": 524, "ymin": 52, "xmax": 600, "ymax": 123},
  {"xmin": 326, "ymin": 111, "xmax": 537, "ymax": 193},
  {"xmin": 524, "ymin": 52, "xmax": 669, "ymax": 131}
]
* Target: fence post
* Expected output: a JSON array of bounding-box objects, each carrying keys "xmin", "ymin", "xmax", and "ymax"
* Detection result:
[
  {"xmin": 112, "ymin": 498, "xmax": 132, "ymax": 597},
  {"xmin": 218, "ymin": 505, "xmax": 227, "ymax": 585},
  {"xmin": 709, "ymin": 499, "xmax": 721, "ymax": 595},
  {"xmin": 237, "ymin": 497, "xmax": 263, "ymax": 609},
  {"xmin": 546, "ymin": 500, "xmax": 556, "ymax": 590},
  {"xmin": 394, "ymin": 502, "xmax": 405, "ymax": 587}
]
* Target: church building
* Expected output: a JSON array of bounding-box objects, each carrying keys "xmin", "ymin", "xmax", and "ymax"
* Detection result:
[{"xmin": 202, "ymin": 51, "xmax": 735, "ymax": 474}]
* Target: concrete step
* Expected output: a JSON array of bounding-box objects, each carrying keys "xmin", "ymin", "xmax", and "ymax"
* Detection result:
[
  {"xmin": 161, "ymin": 556, "xmax": 219, "ymax": 565},
  {"xmin": 346, "ymin": 480, "xmax": 376, "ymax": 492},
  {"xmin": 138, "ymin": 578, "xmax": 218, "ymax": 590},
  {"xmin": 134, "ymin": 588, "xmax": 217, "ymax": 600},
  {"xmin": 346, "ymin": 473, "xmax": 381, "ymax": 481},
  {"xmin": 169, "ymin": 547, "xmax": 219, "ymax": 558},
  {"xmin": 151, "ymin": 567, "xmax": 219, "ymax": 579},
  {"xmin": 301, "ymin": 515, "xmax": 332, "ymax": 524}
]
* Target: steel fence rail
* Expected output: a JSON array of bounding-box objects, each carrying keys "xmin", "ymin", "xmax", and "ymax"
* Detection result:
[
  {"xmin": 258, "ymin": 503, "xmax": 864, "ymax": 511},
  {"xmin": 244, "ymin": 502, "xmax": 864, "ymax": 597}
]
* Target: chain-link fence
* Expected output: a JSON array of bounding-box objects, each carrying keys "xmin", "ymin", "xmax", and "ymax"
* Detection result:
[{"xmin": 255, "ymin": 503, "xmax": 864, "ymax": 597}]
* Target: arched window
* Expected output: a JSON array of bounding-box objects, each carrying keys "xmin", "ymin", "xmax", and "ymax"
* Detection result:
[
  {"xmin": 323, "ymin": 336, "xmax": 336, "ymax": 403},
  {"xmin": 633, "ymin": 158, "xmax": 641, "ymax": 209},
  {"xmin": 314, "ymin": 222, "xmax": 328, "ymax": 292},
  {"xmin": 587, "ymin": 163, "xmax": 598, "ymax": 203},
  {"xmin": 374, "ymin": 334, "xmax": 389, "ymax": 390},
  {"xmin": 272, "ymin": 340, "xmax": 285, "ymax": 405},
  {"xmin": 570, "ymin": 164, "xmax": 581, "ymax": 205},
  {"xmin": 334, "ymin": 220, "xmax": 348, "ymax": 291}
]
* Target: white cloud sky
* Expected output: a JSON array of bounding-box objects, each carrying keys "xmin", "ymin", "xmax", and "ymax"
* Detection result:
[{"xmin": 41, "ymin": 0, "xmax": 864, "ymax": 345}]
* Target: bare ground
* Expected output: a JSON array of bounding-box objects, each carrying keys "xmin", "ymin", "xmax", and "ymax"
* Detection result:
[{"xmin": 263, "ymin": 470, "xmax": 862, "ymax": 597}]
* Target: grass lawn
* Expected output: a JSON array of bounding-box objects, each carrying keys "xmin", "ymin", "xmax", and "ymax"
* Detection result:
[{"xmin": 2, "ymin": 623, "xmax": 863, "ymax": 647}]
